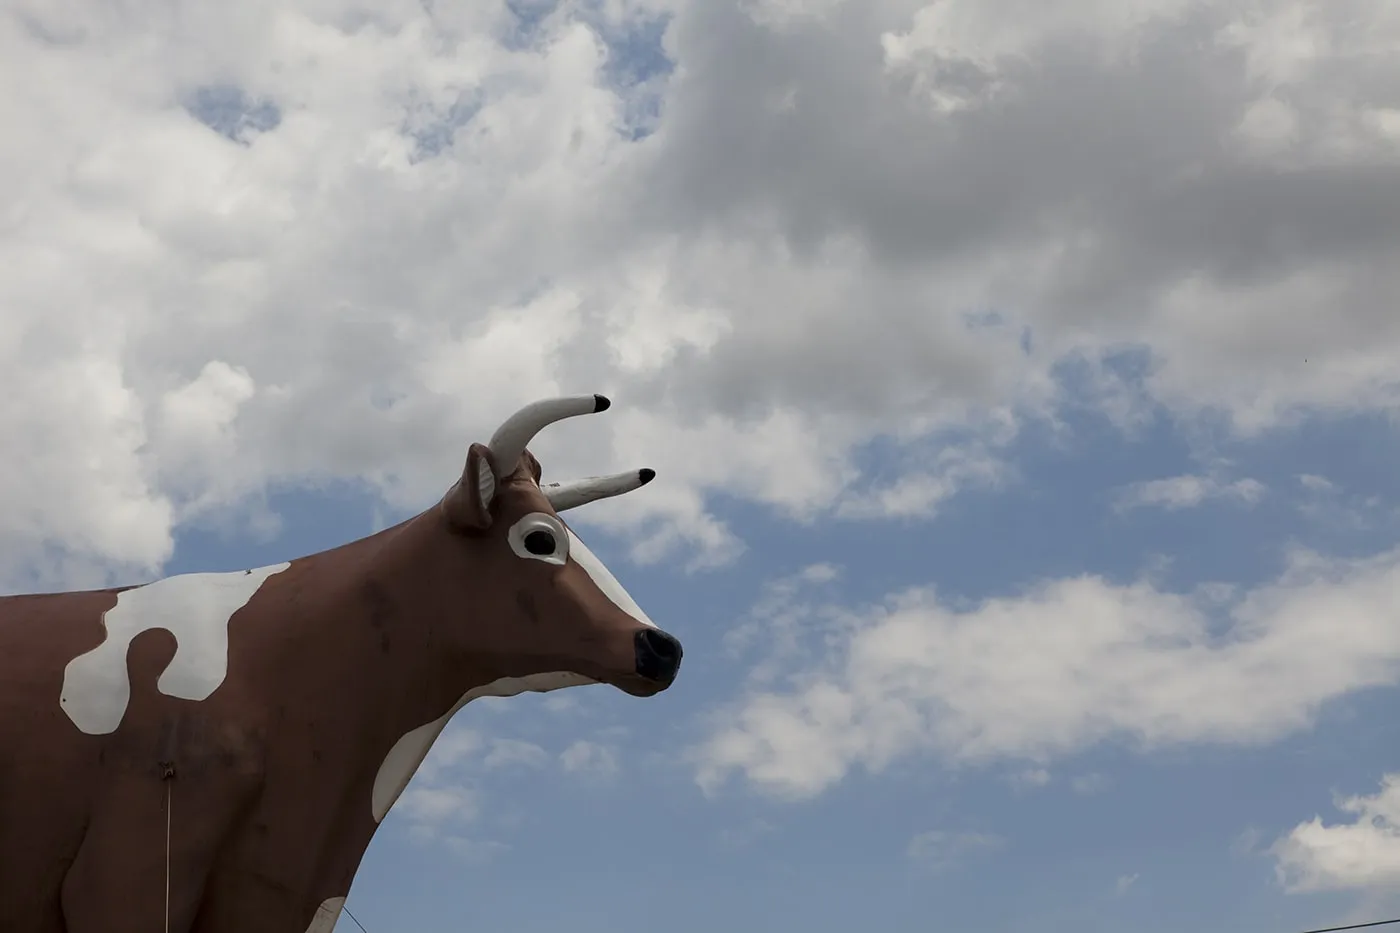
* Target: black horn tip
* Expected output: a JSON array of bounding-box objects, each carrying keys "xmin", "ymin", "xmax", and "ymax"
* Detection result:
[
  {"xmin": 592, "ymin": 394, "xmax": 612, "ymax": 413},
  {"xmin": 638, "ymin": 468, "xmax": 656, "ymax": 485}
]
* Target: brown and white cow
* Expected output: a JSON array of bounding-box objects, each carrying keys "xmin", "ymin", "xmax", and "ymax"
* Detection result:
[{"xmin": 0, "ymin": 394, "xmax": 683, "ymax": 933}]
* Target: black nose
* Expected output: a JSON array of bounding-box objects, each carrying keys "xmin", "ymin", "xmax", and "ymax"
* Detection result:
[{"xmin": 634, "ymin": 628, "xmax": 683, "ymax": 684}]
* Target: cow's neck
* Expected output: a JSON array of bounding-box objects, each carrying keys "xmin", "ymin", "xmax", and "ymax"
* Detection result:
[
  {"xmin": 288, "ymin": 509, "xmax": 482, "ymax": 749},
  {"xmin": 283, "ymin": 511, "xmax": 588, "ymax": 828}
]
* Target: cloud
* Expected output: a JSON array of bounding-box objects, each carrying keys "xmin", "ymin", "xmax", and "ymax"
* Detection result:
[
  {"xmin": 1292, "ymin": 472, "xmax": 1391, "ymax": 532},
  {"xmin": 716, "ymin": 818, "xmax": 777, "ymax": 849},
  {"xmin": 392, "ymin": 727, "xmax": 484, "ymax": 841},
  {"xmin": 399, "ymin": 784, "xmax": 479, "ymax": 835},
  {"xmin": 1298, "ymin": 474, "xmax": 1336, "ymax": 493},
  {"xmin": 1008, "ymin": 768, "xmax": 1051, "ymax": 791},
  {"xmin": 4, "ymin": 0, "xmax": 1398, "ymax": 590},
  {"xmin": 695, "ymin": 546, "xmax": 1400, "ymax": 799},
  {"xmin": 836, "ymin": 444, "xmax": 1009, "ymax": 520},
  {"xmin": 560, "ymin": 740, "xmax": 620, "ymax": 778},
  {"xmin": 1273, "ymin": 774, "xmax": 1400, "ymax": 893},
  {"xmin": 482, "ymin": 738, "xmax": 551, "ymax": 770},
  {"xmin": 391, "ymin": 726, "xmax": 579, "ymax": 847},
  {"xmin": 1233, "ymin": 826, "xmax": 1263, "ymax": 858},
  {"xmin": 1116, "ymin": 873, "xmax": 1140, "ymax": 895},
  {"xmin": 1071, "ymin": 773, "xmax": 1112, "ymax": 796},
  {"xmin": 722, "ymin": 563, "xmax": 847, "ymax": 688},
  {"xmin": 906, "ymin": 830, "xmax": 1004, "ymax": 872},
  {"xmin": 644, "ymin": 0, "xmax": 1400, "ymax": 433},
  {"xmin": 414, "ymin": 726, "xmax": 482, "ymax": 775},
  {"xmin": 441, "ymin": 837, "xmax": 509, "ymax": 865},
  {"xmin": 1114, "ymin": 474, "xmax": 1266, "ymax": 512}
]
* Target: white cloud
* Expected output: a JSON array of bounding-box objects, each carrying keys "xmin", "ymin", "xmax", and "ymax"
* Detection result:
[
  {"xmin": 1071, "ymin": 773, "xmax": 1112, "ymax": 796},
  {"xmin": 389, "ymin": 726, "xmax": 559, "ymax": 847},
  {"xmin": 695, "ymin": 546, "xmax": 1400, "ymax": 799},
  {"xmin": 1233, "ymin": 826, "xmax": 1263, "ymax": 858},
  {"xmin": 723, "ymin": 563, "xmax": 847, "ymax": 688},
  {"xmin": 1116, "ymin": 873, "xmax": 1139, "ymax": 895},
  {"xmin": 716, "ymin": 818, "xmax": 777, "ymax": 849},
  {"xmin": 836, "ymin": 445, "xmax": 1008, "ymax": 520},
  {"xmin": 483, "ymin": 739, "xmax": 550, "ymax": 771},
  {"xmin": 1298, "ymin": 474, "xmax": 1336, "ymax": 493},
  {"xmin": 3, "ymin": 0, "xmax": 1398, "ymax": 590},
  {"xmin": 906, "ymin": 830, "xmax": 1004, "ymax": 872},
  {"xmin": 399, "ymin": 784, "xmax": 479, "ymax": 833},
  {"xmin": 560, "ymin": 740, "xmax": 620, "ymax": 778},
  {"xmin": 441, "ymin": 836, "xmax": 509, "ymax": 865},
  {"xmin": 1292, "ymin": 472, "xmax": 1390, "ymax": 532},
  {"xmin": 1115, "ymin": 474, "xmax": 1266, "ymax": 512},
  {"xmin": 1273, "ymin": 774, "xmax": 1400, "ymax": 893},
  {"xmin": 413, "ymin": 726, "xmax": 483, "ymax": 783},
  {"xmin": 392, "ymin": 727, "xmax": 483, "ymax": 842},
  {"xmin": 1008, "ymin": 768, "xmax": 1051, "ymax": 791}
]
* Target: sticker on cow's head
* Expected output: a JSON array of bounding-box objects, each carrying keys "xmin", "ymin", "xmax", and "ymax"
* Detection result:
[{"xmin": 442, "ymin": 443, "xmax": 496, "ymax": 531}]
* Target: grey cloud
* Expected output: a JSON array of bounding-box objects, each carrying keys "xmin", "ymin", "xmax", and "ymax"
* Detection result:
[
  {"xmin": 616, "ymin": 0, "xmax": 1400, "ymax": 422},
  {"xmin": 5, "ymin": 0, "xmax": 1400, "ymax": 585}
]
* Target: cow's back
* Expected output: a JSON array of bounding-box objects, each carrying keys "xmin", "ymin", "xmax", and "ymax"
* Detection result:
[{"xmin": 0, "ymin": 588, "xmax": 122, "ymax": 928}]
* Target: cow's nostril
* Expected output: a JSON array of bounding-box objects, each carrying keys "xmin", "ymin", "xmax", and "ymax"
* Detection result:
[
  {"xmin": 634, "ymin": 628, "xmax": 683, "ymax": 683},
  {"xmin": 641, "ymin": 629, "xmax": 677, "ymax": 659}
]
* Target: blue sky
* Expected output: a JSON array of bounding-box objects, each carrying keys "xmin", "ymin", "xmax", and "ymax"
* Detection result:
[{"xmin": 5, "ymin": 0, "xmax": 1400, "ymax": 931}]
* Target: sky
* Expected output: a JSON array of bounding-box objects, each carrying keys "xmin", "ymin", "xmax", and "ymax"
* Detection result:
[{"xmin": 3, "ymin": 0, "xmax": 1400, "ymax": 931}]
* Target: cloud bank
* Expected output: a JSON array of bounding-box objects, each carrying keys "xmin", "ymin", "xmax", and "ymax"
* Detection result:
[
  {"xmin": 697, "ymin": 550, "xmax": 1400, "ymax": 798},
  {"xmin": 3, "ymin": 0, "xmax": 1398, "ymax": 590}
]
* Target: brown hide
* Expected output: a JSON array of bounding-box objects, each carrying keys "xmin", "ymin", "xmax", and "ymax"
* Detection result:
[{"xmin": 0, "ymin": 399, "xmax": 682, "ymax": 933}]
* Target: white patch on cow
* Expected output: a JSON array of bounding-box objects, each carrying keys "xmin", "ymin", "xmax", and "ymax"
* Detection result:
[
  {"xmin": 565, "ymin": 528, "xmax": 656, "ymax": 628},
  {"xmin": 304, "ymin": 896, "xmax": 346, "ymax": 933},
  {"xmin": 371, "ymin": 672, "xmax": 594, "ymax": 822},
  {"xmin": 59, "ymin": 563, "xmax": 291, "ymax": 735}
]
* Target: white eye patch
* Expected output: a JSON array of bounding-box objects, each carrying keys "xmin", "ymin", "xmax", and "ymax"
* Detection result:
[{"xmin": 506, "ymin": 512, "xmax": 570, "ymax": 566}]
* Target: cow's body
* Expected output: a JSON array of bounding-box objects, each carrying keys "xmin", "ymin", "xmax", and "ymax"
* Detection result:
[{"xmin": 0, "ymin": 395, "xmax": 683, "ymax": 933}]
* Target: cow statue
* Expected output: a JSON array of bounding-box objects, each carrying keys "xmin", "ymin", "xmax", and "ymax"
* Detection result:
[{"xmin": 0, "ymin": 394, "xmax": 684, "ymax": 933}]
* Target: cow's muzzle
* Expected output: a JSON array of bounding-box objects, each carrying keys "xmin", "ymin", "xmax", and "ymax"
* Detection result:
[{"xmin": 634, "ymin": 628, "xmax": 683, "ymax": 685}]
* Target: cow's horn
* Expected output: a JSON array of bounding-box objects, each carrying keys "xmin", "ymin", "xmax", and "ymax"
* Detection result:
[
  {"xmin": 543, "ymin": 468, "xmax": 655, "ymax": 512},
  {"xmin": 488, "ymin": 394, "xmax": 610, "ymax": 477}
]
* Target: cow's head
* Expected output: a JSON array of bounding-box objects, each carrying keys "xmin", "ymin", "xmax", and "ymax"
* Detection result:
[{"xmin": 433, "ymin": 394, "xmax": 682, "ymax": 698}]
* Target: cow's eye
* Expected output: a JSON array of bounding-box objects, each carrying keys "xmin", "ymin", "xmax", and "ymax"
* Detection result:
[
  {"xmin": 507, "ymin": 513, "xmax": 570, "ymax": 566},
  {"xmin": 523, "ymin": 530, "xmax": 556, "ymax": 555}
]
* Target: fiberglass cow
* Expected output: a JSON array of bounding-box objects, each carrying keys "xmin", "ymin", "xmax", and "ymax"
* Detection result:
[{"xmin": 0, "ymin": 394, "xmax": 683, "ymax": 933}]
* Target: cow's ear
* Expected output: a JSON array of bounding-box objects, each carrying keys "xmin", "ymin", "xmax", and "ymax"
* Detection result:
[
  {"xmin": 523, "ymin": 449, "xmax": 543, "ymax": 484},
  {"xmin": 443, "ymin": 443, "xmax": 496, "ymax": 531}
]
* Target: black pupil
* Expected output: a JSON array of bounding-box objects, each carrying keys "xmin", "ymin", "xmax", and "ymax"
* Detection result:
[{"xmin": 523, "ymin": 530, "xmax": 556, "ymax": 555}]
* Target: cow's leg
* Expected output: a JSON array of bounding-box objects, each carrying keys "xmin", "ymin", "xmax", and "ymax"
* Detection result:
[{"xmin": 59, "ymin": 761, "xmax": 259, "ymax": 933}]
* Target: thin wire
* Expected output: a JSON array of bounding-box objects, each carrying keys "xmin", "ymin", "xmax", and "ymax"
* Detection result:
[
  {"xmin": 158, "ymin": 759, "xmax": 367, "ymax": 933},
  {"xmin": 1297, "ymin": 918, "xmax": 1400, "ymax": 933},
  {"xmin": 341, "ymin": 903, "xmax": 371, "ymax": 933},
  {"xmin": 163, "ymin": 779, "xmax": 172, "ymax": 933}
]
